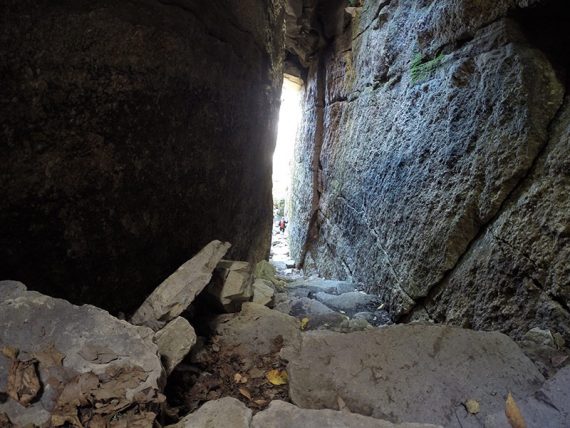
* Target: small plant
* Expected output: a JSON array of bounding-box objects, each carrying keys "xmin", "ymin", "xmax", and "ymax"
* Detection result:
[{"xmin": 410, "ymin": 52, "xmax": 445, "ymax": 84}]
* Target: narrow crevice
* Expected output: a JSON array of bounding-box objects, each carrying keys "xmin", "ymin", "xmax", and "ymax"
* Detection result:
[
  {"xmin": 352, "ymin": 0, "xmax": 393, "ymax": 41},
  {"xmin": 297, "ymin": 55, "xmax": 327, "ymax": 269}
]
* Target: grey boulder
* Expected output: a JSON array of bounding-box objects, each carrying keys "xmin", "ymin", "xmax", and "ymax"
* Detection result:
[
  {"xmin": 287, "ymin": 278, "xmax": 356, "ymax": 295},
  {"xmin": 205, "ymin": 260, "xmax": 254, "ymax": 312},
  {"xmin": 131, "ymin": 240, "xmax": 230, "ymax": 330},
  {"xmin": 211, "ymin": 303, "xmax": 301, "ymax": 356},
  {"xmin": 283, "ymin": 324, "xmax": 544, "ymax": 427},
  {"xmin": 154, "ymin": 317, "xmax": 197, "ymax": 375},
  {"xmin": 0, "ymin": 282, "xmax": 163, "ymax": 427},
  {"xmin": 252, "ymin": 279, "xmax": 275, "ymax": 307},
  {"xmin": 315, "ymin": 291, "xmax": 382, "ymax": 315},
  {"xmin": 252, "ymin": 401, "xmax": 443, "ymax": 428}
]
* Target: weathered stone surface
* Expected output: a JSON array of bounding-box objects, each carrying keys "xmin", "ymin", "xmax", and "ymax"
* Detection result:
[
  {"xmin": 0, "ymin": 0, "xmax": 284, "ymax": 314},
  {"xmin": 167, "ymin": 397, "xmax": 252, "ymax": 428},
  {"xmin": 422, "ymin": 97, "xmax": 570, "ymax": 341},
  {"xmin": 211, "ymin": 303, "xmax": 301, "ymax": 356},
  {"xmin": 253, "ymin": 400, "xmax": 443, "ymax": 428},
  {"xmin": 315, "ymin": 291, "xmax": 382, "ymax": 315},
  {"xmin": 287, "ymin": 278, "xmax": 356, "ymax": 295},
  {"xmin": 275, "ymin": 295, "xmax": 336, "ymax": 318},
  {"xmin": 0, "ymin": 282, "xmax": 162, "ymax": 426},
  {"xmin": 252, "ymin": 279, "xmax": 275, "ymax": 307},
  {"xmin": 485, "ymin": 366, "xmax": 570, "ymax": 428},
  {"xmin": 205, "ymin": 260, "xmax": 254, "ymax": 312},
  {"xmin": 131, "ymin": 240, "xmax": 230, "ymax": 330},
  {"xmin": 283, "ymin": 325, "xmax": 544, "ymax": 427},
  {"xmin": 254, "ymin": 260, "xmax": 286, "ymax": 288},
  {"xmin": 274, "ymin": 294, "xmax": 352, "ymax": 330},
  {"xmin": 353, "ymin": 311, "xmax": 393, "ymax": 327},
  {"xmin": 154, "ymin": 317, "xmax": 196, "ymax": 375},
  {"xmin": 289, "ymin": 0, "xmax": 569, "ymax": 338}
]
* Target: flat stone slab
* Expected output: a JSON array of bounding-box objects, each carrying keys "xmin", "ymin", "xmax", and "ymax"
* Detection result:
[
  {"xmin": 0, "ymin": 282, "xmax": 162, "ymax": 427},
  {"xmin": 287, "ymin": 278, "xmax": 356, "ymax": 295},
  {"xmin": 252, "ymin": 401, "xmax": 443, "ymax": 428},
  {"xmin": 283, "ymin": 325, "xmax": 544, "ymax": 427},
  {"xmin": 315, "ymin": 291, "xmax": 382, "ymax": 315},
  {"xmin": 211, "ymin": 303, "xmax": 301, "ymax": 356},
  {"xmin": 275, "ymin": 296, "xmax": 336, "ymax": 318},
  {"xmin": 167, "ymin": 397, "xmax": 252, "ymax": 428},
  {"xmin": 131, "ymin": 240, "xmax": 230, "ymax": 330}
]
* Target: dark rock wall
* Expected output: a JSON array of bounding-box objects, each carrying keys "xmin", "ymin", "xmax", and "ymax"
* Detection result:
[
  {"xmin": 290, "ymin": 0, "xmax": 570, "ymax": 340},
  {"xmin": 0, "ymin": 0, "xmax": 284, "ymax": 313}
]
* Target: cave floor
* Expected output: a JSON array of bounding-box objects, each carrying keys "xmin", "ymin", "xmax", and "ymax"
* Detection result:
[{"xmin": 160, "ymin": 232, "xmax": 570, "ymax": 427}]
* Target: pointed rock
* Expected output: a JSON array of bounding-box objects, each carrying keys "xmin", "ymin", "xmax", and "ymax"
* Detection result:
[
  {"xmin": 154, "ymin": 317, "xmax": 196, "ymax": 375},
  {"xmin": 131, "ymin": 240, "xmax": 231, "ymax": 330},
  {"xmin": 205, "ymin": 260, "xmax": 253, "ymax": 312},
  {"xmin": 252, "ymin": 279, "xmax": 275, "ymax": 307}
]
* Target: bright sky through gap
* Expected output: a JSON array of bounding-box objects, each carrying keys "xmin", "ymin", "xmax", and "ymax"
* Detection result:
[{"xmin": 273, "ymin": 76, "xmax": 302, "ymax": 204}]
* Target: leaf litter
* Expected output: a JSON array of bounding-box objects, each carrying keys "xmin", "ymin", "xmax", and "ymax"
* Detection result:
[{"xmin": 164, "ymin": 334, "xmax": 290, "ymax": 421}]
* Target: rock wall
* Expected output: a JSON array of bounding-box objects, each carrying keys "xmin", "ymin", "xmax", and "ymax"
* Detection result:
[
  {"xmin": 290, "ymin": 0, "xmax": 570, "ymax": 340},
  {"xmin": 0, "ymin": 0, "xmax": 284, "ymax": 313}
]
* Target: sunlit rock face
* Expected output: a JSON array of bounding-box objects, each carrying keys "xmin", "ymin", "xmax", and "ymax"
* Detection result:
[
  {"xmin": 0, "ymin": 0, "xmax": 284, "ymax": 313},
  {"xmin": 290, "ymin": 0, "xmax": 570, "ymax": 341}
]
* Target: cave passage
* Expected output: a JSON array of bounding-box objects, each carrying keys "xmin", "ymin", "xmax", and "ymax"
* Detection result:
[{"xmin": 1, "ymin": 0, "xmax": 569, "ymax": 427}]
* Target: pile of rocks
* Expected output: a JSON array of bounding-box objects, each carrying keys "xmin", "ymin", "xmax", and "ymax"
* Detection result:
[{"xmin": 2, "ymin": 240, "xmax": 569, "ymax": 427}]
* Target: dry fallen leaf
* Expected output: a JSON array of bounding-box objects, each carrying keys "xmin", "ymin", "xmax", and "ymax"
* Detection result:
[
  {"xmin": 34, "ymin": 345, "xmax": 65, "ymax": 368},
  {"xmin": 233, "ymin": 373, "xmax": 248, "ymax": 384},
  {"xmin": 465, "ymin": 399, "xmax": 480, "ymax": 414},
  {"xmin": 266, "ymin": 369, "xmax": 288, "ymax": 386},
  {"xmin": 254, "ymin": 399, "xmax": 268, "ymax": 406},
  {"xmin": 506, "ymin": 392, "xmax": 526, "ymax": 428},
  {"xmin": 551, "ymin": 355, "xmax": 568, "ymax": 368},
  {"xmin": 337, "ymin": 396, "xmax": 349, "ymax": 412},
  {"xmin": 1, "ymin": 346, "xmax": 19, "ymax": 360},
  {"xmin": 239, "ymin": 387, "xmax": 252, "ymax": 401},
  {"xmin": 6, "ymin": 358, "xmax": 41, "ymax": 407},
  {"xmin": 0, "ymin": 412, "xmax": 12, "ymax": 427},
  {"xmin": 300, "ymin": 318, "xmax": 309, "ymax": 331}
]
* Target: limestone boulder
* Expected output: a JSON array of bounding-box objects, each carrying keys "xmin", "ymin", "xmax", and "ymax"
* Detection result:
[
  {"xmin": 0, "ymin": 282, "xmax": 163, "ymax": 427},
  {"xmin": 283, "ymin": 324, "xmax": 544, "ymax": 427},
  {"xmin": 287, "ymin": 278, "xmax": 356, "ymax": 295},
  {"xmin": 254, "ymin": 260, "xmax": 286, "ymax": 288},
  {"xmin": 315, "ymin": 291, "xmax": 382, "ymax": 315},
  {"xmin": 253, "ymin": 401, "xmax": 443, "ymax": 428},
  {"xmin": 205, "ymin": 260, "xmax": 255, "ymax": 312},
  {"xmin": 252, "ymin": 279, "xmax": 275, "ymax": 307},
  {"xmin": 166, "ymin": 397, "xmax": 252, "ymax": 428},
  {"xmin": 154, "ymin": 317, "xmax": 197, "ymax": 375},
  {"xmin": 131, "ymin": 240, "xmax": 230, "ymax": 330},
  {"xmin": 211, "ymin": 303, "xmax": 301, "ymax": 356}
]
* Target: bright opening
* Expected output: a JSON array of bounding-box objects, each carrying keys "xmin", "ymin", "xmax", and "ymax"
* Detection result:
[
  {"xmin": 271, "ymin": 75, "xmax": 303, "ymax": 267},
  {"xmin": 273, "ymin": 75, "xmax": 303, "ymax": 222}
]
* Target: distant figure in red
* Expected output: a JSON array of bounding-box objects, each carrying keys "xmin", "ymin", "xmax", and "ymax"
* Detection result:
[{"xmin": 279, "ymin": 217, "xmax": 287, "ymax": 234}]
